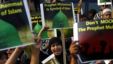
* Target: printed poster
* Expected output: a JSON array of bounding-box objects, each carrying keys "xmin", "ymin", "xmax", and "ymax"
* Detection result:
[
  {"xmin": 98, "ymin": 0, "xmax": 112, "ymax": 5},
  {"xmin": 76, "ymin": 19, "xmax": 113, "ymax": 62},
  {"xmin": 0, "ymin": 0, "xmax": 34, "ymax": 51},
  {"xmin": 40, "ymin": 3, "xmax": 75, "ymax": 29}
]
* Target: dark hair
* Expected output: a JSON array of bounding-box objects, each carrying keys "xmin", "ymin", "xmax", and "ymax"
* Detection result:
[
  {"xmin": 0, "ymin": 51, "xmax": 8, "ymax": 59},
  {"xmin": 48, "ymin": 37, "xmax": 64, "ymax": 64},
  {"xmin": 49, "ymin": 37, "xmax": 62, "ymax": 47},
  {"xmin": 48, "ymin": 37, "xmax": 62, "ymax": 54}
]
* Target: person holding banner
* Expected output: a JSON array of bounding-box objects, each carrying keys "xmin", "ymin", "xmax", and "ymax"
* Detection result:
[
  {"xmin": 42, "ymin": 37, "xmax": 78, "ymax": 64},
  {"xmin": 102, "ymin": 8, "xmax": 112, "ymax": 19},
  {"xmin": 5, "ymin": 38, "xmax": 78, "ymax": 64},
  {"xmin": 47, "ymin": 37, "xmax": 65, "ymax": 64},
  {"xmin": 108, "ymin": 60, "xmax": 113, "ymax": 64},
  {"xmin": 95, "ymin": 60, "xmax": 105, "ymax": 64},
  {"xmin": 94, "ymin": 5, "xmax": 111, "ymax": 20},
  {"xmin": 5, "ymin": 47, "xmax": 29, "ymax": 64},
  {"xmin": 5, "ymin": 23, "xmax": 79, "ymax": 64},
  {"xmin": 0, "ymin": 51, "xmax": 8, "ymax": 64},
  {"xmin": 69, "ymin": 41, "xmax": 79, "ymax": 64}
]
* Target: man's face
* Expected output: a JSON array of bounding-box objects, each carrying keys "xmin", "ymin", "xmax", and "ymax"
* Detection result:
[
  {"xmin": 95, "ymin": 60, "xmax": 105, "ymax": 64},
  {"xmin": 6, "ymin": 49, "xmax": 15, "ymax": 58},
  {"xmin": 103, "ymin": 12, "xmax": 111, "ymax": 19},
  {"xmin": 50, "ymin": 43, "xmax": 62, "ymax": 56}
]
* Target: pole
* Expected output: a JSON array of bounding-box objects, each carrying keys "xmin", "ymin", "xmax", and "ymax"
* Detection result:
[
  {"xmin": 110, "ymin": 0, "xmax": 113, "ymax": 18},
  {"xmin": 60, "ymin": 28, "xmax": 67, "ymax": 64}
]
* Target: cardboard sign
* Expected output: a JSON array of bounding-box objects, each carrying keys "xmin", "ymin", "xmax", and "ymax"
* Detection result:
[
  {"xmin": 0, "ymin": 0, "xmax": 34, "ymax": 51},
  {"xmin": 40, "ymin": 3, "xmax": 75, "ymax": 29},
  {"xmin": 98, "ymin": 0, "xmax": 112, "ymax": 5},
  {"xmin": 75, "ymin": 19, "xmax": 113, "ymax": 62}
]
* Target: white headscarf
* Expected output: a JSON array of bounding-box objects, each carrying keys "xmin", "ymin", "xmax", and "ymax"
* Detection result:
[{"xmin": 102, "ymin": 8, "xmax": 111, "ymax": 14}]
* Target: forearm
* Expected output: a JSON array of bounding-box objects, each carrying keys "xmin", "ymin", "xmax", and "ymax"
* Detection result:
[
  {"xmin": 78, "ymin": 0, "xmax": 82, "ymax": 7},
  {"xmin": 77, "ymin": 0, "xmax": 83, "ymax": 14},
  {"xmin": 5, "ymin": 48, "xmax": 22, "ymax": 64},
  {"xmin": 70, "ymin": 54, "xmax": 77, "ymax": 64},
  {"xmin": 30, "ymin": 46, "xmax": 40, "ymax": 64}
]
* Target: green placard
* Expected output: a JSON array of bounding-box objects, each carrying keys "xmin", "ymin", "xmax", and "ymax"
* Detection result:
[
  {"xmin": 98, "ymin": 0, "xmax": 111, "ymax": 5},
  {"xmin": 40, "ymin": 3, "xmax": 75, "ymax": 29},
  {"xmin": 100, "ymin": 0, "xmax": 110, "ymax": 3},
  {"xmin": 0, "ymin": 0, "xmax": 33, "ymax": 51}
]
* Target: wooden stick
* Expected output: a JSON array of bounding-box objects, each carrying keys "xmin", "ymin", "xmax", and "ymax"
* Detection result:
[
  {"xmin": 111, "ymin": 0, "xmax": 113, "ymax": 18},
  {"xmin": 60, "ymin": 28, "xmax": 67, "ymax": 64}
]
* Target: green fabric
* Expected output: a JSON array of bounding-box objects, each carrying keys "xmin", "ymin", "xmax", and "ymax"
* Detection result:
[
  {"xmin": 0, "ymin": 19, "xmax": 22, "ymax": 49},
  {"xmin": 53, "ymin": 10, "xmax": 69, "ymax": 28}
]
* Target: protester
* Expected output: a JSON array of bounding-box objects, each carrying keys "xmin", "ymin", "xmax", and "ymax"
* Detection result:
[
  {"xmin": 79, "ymin": 14, "xmax": 88, "ymax": 21},
  {"xmin": 69, "ymin": 41, "xmax": 79, "ymax": 64},
  {"xmin": 4, "ymin": 22, "xmax": 78, "ymax": 64},
  {"xmin": 5, "ymin": 47, "xmax": 29, "ymax": 64},
  {"xmin": 41, "ymin": 37, "xmax": 78, "ymax": 64},
  {"xmin": 109, "ymin": 60, "xmax": 113, "ymax": 64},
  {"xmin": 102, "ymin": 8, "xmax": 112, "ymax": 19},
  {"xmin": 5, "ymin": 48, "xmax": 21, "ymax": 64},
  {"xmin": 0, "ymin": 51, "xmax": 8, "ymax": 64},
  {"xmin": 87, "ymin": 9, "xmax": 97, "ymax": 20},
  {"xmin": 2, "ymin": 0, "xmax": 113, "ymax": 64},
  {"xmin": 94, "ymin": 5, "xmax": 111, "ymax": 20},
  {"xmin": 95, "ymin": 60, "xmax": 106, "ymax": 64}
]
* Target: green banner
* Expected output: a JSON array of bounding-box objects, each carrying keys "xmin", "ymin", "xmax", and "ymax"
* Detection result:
[
  {"xmin": 40, "ymin": 3, "xmax": 74, "ymax": 29},
  {"xmin": 0, "ymin": 0, "xmax": 33, "ymax": 51},
  {"xmin": 100, "ymin": 0, "xmax": 110, "ymax": 3}
]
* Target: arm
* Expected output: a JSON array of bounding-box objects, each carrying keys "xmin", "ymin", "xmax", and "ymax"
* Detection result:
[
  {"xmin": 70, "ymin": 54, "xmax": 77, "ymax": 64},
  {"xmin": 77, "ymin": 0, "xmax": 82, "ymax": 8},
  {"xmin": 30, "ymin": 46, "xmax": 40, "ymax": 64},
  {"xmin": 76, "ymin": 0, "xmax": 83, "ymax": 14},
  {"xmin": 69, "ymin": 42, "xmax": 78, "ymax": 64},
  {"xmin": 30, "ymin": 35, "xmax": 42, "ymax": 64},
  {"xmin": 5, "ymin": 48, "xmax": 22, "ymax": 64},
  {"xmin": 30, "ymin": 26, "xmax": 46, "ymax": 64}
]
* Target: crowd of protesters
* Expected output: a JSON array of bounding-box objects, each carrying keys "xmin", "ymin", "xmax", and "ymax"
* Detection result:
[{"xmin": 0, "ymin": 0, "xmax": 113, "ymax": 64}]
